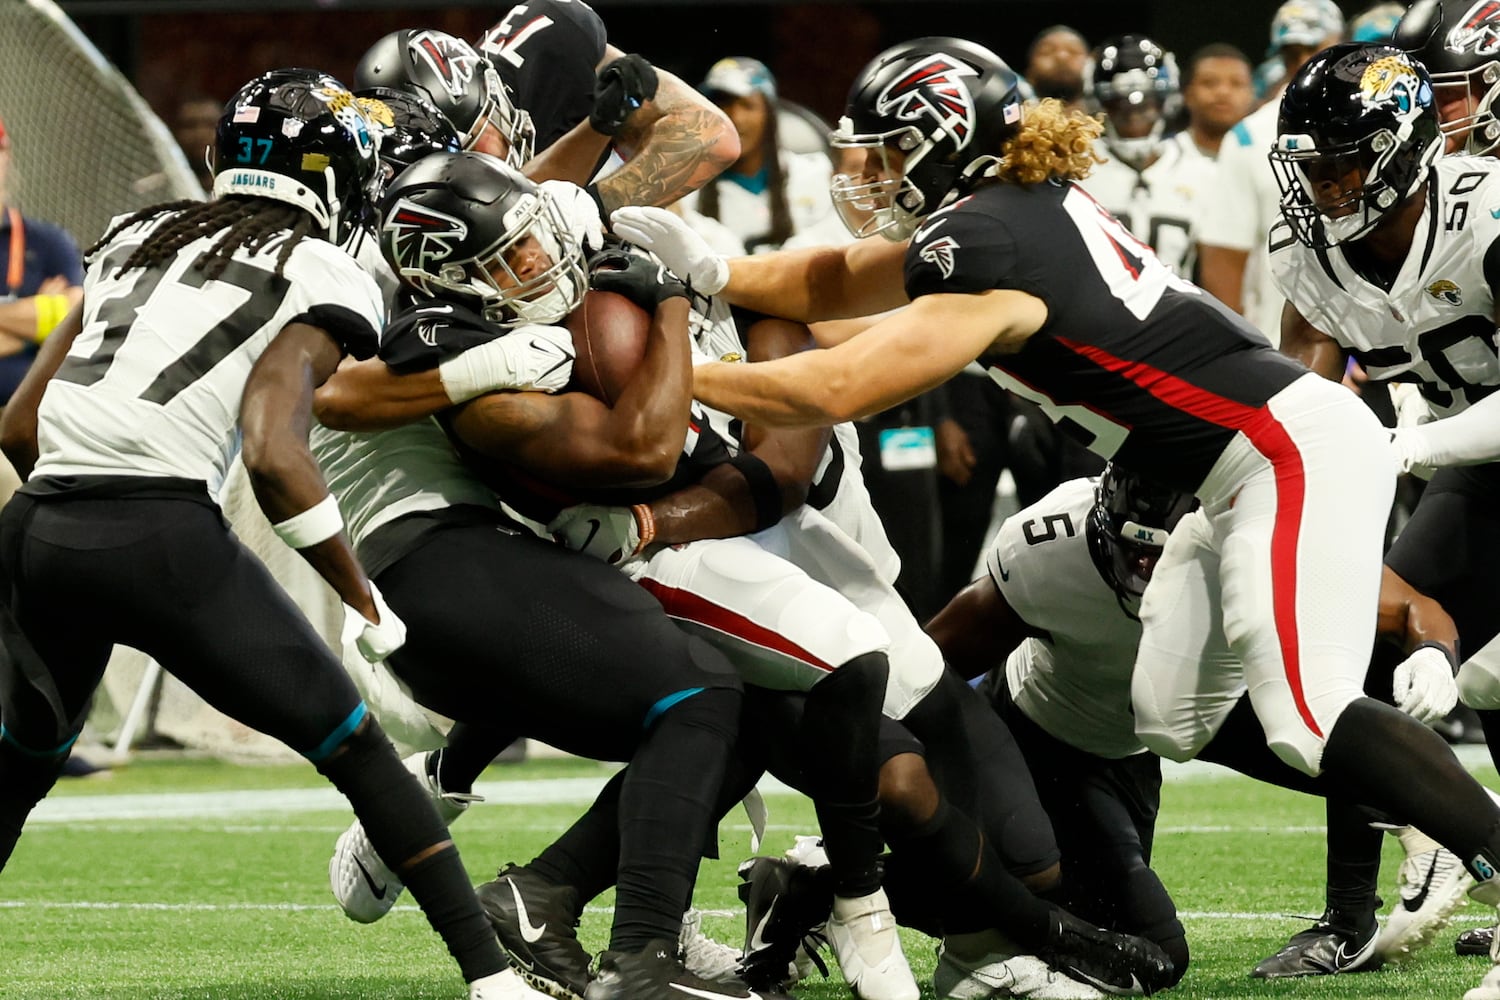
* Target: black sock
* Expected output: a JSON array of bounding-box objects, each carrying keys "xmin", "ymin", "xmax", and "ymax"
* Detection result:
[
  {"xmin": 0, "ymin": 741, "xmax": 65, "ymax": 870},
  {"xmin": 432, "ymin": 721, "xmax": 519, "ymax": 795},
  {"xmin": 610, "ymin": 686, "xmax": 739, "ymax": 954},
  {"xmin": 1321, "ymin": 698, "xmax": 1500, "ymax": 870},
  {"xmin": 318, "ymin": 717, "xmax": 505, "ymax": 982},
  {"xmin": 801, "ymin": 653, "xmax": 888, "ymax": 898},
  {"xmin": 1324, "ymin": 797, "xmax": 1382, "ymax": 919},
  {"xmin": 531, "ymin": 770, "xmax": 627, "ymax": 905}
]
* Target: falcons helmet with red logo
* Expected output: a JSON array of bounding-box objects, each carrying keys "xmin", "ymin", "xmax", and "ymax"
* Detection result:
[
  {"xmin": 377, "ymin": 151, "xmax": 584, "ymax": 324},
  {"xmin": 356, "ymin": 29, "xmax": 534, "ymax": 168},
  {"xmin": 831, "ymin": 37, "xmax": 1024, "ymax": 240},
  {"xmin": 1395, "ymin": 0, "xmax": 1500, "ymax": 153}
]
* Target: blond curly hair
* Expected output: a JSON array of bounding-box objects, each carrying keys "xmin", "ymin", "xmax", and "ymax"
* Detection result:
[{"xmin": 993, "ymin": 99, "xmax": 1105, "ymax": 186}]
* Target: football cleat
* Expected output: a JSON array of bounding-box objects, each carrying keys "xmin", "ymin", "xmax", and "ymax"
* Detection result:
[
  {"xmin": 328, "ymin": 751, "xmax": 480, "ymax": 922},
  {"xmin": 1376, "ymin": 827, "xmax": 1473, "ymax": 962},
  {"xmin": 477, "ymin": 863, "xmax": 591, "ymax": 1000},
  {"xmin": 1459, "ymin": 926, "xmax": 1496, "ymax": 957},
  {"xmin": 1039, "ymin": 909, "xmax": 1175, "ymax": 996},
  {"xmin": 934, "ymin": 934, "xmax": 1106, "ymax": 1000},
  {"xmin": 1250, "ymin": 908, "xmax": 1381, "ymax": 978},
  {"xmin": 1466, "ymin": 961, "xmax": 1500, "ymax": 1000},
  {"xmin": 681, "ymin": 908, "xmax": 744, "ymax": 983},
  {"xmin": 583, "ymin": 939, "xmax": 792, "ymax": 1000},
  {"xmin": 825, "ymin": 888, "xmax": 919, "ymax": 1000},
  {"xmin": 737, "ymin": 854, "xmax": 833, "ymax": 991},
  {"xmin": 471, "ymin": 968, "xmax": 557, "ymax": 1000}
]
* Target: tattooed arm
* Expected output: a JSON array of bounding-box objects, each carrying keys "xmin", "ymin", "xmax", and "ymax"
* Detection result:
[{"xmin": 593, "ymin": 44, "xmax": 739, "ymax": 212}]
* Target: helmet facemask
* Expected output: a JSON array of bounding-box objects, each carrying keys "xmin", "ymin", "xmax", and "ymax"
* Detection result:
[
  {"xmin": 465, "ymin": 65, "xmax": 536, "ymax": 169},
  {"xmin": 1431, "ymin": 63, "xmax": 1500, "ymax": 154},
  {"xmin": 830, "ymin": 117, "xmax": 996, "ymax": 241},
  {"xmin": 1272, "ymin": 123, "xmax": 1435, "ymax": 247},
  {"xmin": 1086, "ymin": 466, "xmax": 1195, "ymax": 617}
]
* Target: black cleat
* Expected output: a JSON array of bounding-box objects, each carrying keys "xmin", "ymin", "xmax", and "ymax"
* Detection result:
[
  {"xmin": 1458, "ymin": 925, "xmax": 1496, "ymax": 957},
  {"xmin": 477, "ymin": 863, "xmax": 592, "ymax": 1000},
  {"xmin": 1250, "ymin": 908, "xmax": 1382, "ymax": 978},
  {"xmin": 1038, "ymin": 909, "xmax": 1176, "ymax": 996},
  {"xmin": 584, "ymin": 939, "xmax": 794, "ymax": 1000},
  {"xmin": 736, "ymin": 855, "xmax": 833, "ymax": 991}
]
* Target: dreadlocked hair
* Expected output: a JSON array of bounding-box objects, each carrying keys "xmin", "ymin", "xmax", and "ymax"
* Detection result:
[
  {"xmin": 699, "ymin": 97, "xmax": 794, "ymax": 249},
  {"xmin": 86, "ymin": 197, "xmax": 320, "ymax": 280},
  {"xmin": 995, "ymin": 98, "xmax": 1105, "ymax": 186}
]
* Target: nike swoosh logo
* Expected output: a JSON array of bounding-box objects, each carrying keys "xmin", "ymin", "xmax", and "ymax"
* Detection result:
[
  {"xmin": 994, "ymin": 556, "xmax": 1011, "ymax": 582},
  {"xmin": 747, "ymin": 905, "xmax": 775, "ymax": 954},
  {"xmin": 1403, "ymin": 855, "xmax": 1440, "ymax": 913},
  {"xmin": 352, "ymin": 856, "xmax": 387, "ymax": 899},
  {"xmin": 1068, "ymin": 969, "xmax": 1141, "ymax": 994},
  {"xmin": 421, "ymin": 303, "xmax": 455, "ymax": 314},
  {"xmin": 509, "ymin": 878, "xmax": 547, "ymax": 943},
  {"xmin": 1332, "ymin": 935, "xmax": 1373, "ymax": 969},
  {"xmin": 669, "ymin": 984, "xmax": 753, "ymax": 1000}
]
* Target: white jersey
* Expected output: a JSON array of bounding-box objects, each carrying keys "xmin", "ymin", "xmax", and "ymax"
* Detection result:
[
  {"xmin": 986, "ymin": 479, "xmax": 1147, "ymax": 758},
  {"xmin": 1196, "ymin": 99, "xmax": 1284, "ymax": 343},
  {"xmin": 1078, "ymin": 134, "xmax": 1217, "ymax": 276},
  {"xmin": 34, "ymin": 211, "xmax": 383, "ymax": 496},
  {"xmin": 1270, "ymin": 156, "xmax": 1500, "ymax": 419},
  {"xmin": 680, "ymin": 150, "xmax": 836, "ymax": 253}
]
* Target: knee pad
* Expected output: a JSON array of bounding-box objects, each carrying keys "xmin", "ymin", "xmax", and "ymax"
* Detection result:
[
  {"xmin": 1264, "ymin": 728, "xmax": 1326, "ymax": 778},
  {"xmin": 1133, "ymin": 715, "xmax": 1213, "ymax": 764},
  {"xmin": 1459, "ymin": 653, "xmax": 1500, "ymax": 710}
]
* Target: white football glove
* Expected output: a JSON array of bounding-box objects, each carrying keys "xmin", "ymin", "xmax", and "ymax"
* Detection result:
[
  {"xmin": 1389, "ymin": 427, "xmax": 1436, "ymax": 481},
  {"xmin": 610, "ymin": 206, "xmax": 729, "ymax": 296},
  {"xmin": 539, "ymin": 179, "xmax": 605, "ymax": 254},
  {"xmin": 437, "ymin": 324, "xmax": 575, "ymax": 403},
  {"xmin": 341, "ymin": 580, "xmax": 408, "ymax": 664},
  {"xmin": 1392, "ymin": 645, "xmax": 1459, "ymax": 726},
  {"xmin": 1388, "ymin": 381, "xmax": 1434, "ymax": 429},
  {"xmin": 547, "ymin": 502, "xmax": 642, "ymax": 564}
]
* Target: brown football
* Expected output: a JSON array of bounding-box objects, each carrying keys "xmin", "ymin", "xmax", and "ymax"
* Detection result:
[{"xmin": 563, "ymin": 289, "xmax": 651, "ymax": 405}]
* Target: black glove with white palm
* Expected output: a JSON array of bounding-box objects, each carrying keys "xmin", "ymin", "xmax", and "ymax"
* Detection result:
[
  {"xmin": 588, "ymin": 248, "xmax": 688, "ymax": 310},
  {"xmin": 610, "ymin": 206, "xmax": 730, "ymax": 297},
  {"xmin": 591, "ymin": 54, "xmax": 659, "ymax": 136}
]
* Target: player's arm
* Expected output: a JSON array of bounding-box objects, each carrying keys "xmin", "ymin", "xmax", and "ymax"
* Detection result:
[
  {"xmin": 0, "ymin": 278, "xmax": 83, "ymax": 348},
  {"xmin": 0, "ymin": 300, "xmax": 84, "ymax": 479},
  {"xmin": 1198, "ymin": 245, "xmax": 1248, "ymax": 315},
  {"xmin": 1377, "ymin": 565, "xmax": 1461, "ymax": 725},
  {"xmin": 1386, "ymin": 295, "xmax": 1500, "ymax": 473},
  {"xmin": 694, "ymin": 289, "xmax": 1047, "ymax": 428},
  {"xmin": 1278, "ymin": 300, "xmax": 1348, "ymax": 381},
  {"xmin": 925, "ymin": 575, "xmax": 1041, "ymax": 682},
  {"xmin": 450, "ymin": 292, "xmax": 692, "ymax": 489}
]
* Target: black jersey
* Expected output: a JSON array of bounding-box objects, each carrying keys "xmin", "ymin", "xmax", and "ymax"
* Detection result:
[
  {"xmin": 905, "ymin": 180, "xmax": 1306, "ymax": 494},
  {"xmin": 479, "ymin": 0, "xmax": 608, "ymax": 153}
]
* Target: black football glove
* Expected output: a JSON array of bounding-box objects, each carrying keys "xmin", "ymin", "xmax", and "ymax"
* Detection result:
[
  {"xmin": 590, "ymin": 54, "xmax": 659, "ymax": 136},
  {"xmin": 588, "ymin": 249, "xmax": 688, "ymax": 308}
]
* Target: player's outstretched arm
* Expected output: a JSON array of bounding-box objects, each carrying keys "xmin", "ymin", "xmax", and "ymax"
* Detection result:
[
  {"xmin": 925, "ymin": 574, "xmax": 1041, "ymax": 682},
  {"xmin": 1278, "ymin": 300, "xmax": 1348, "ymax": 381},
  {"xmin": 0, "ymin": 301, "xmax": 84, "ymax": 479}
]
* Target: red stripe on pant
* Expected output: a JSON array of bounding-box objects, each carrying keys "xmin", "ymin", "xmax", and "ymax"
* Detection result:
[
  {"xmin": 637, "ymin": 577, "xmax": 836, "ymax": 672},
  {"xmin": 1052, "ymin": 337, "xmax": 1321, "ymax": 737}
]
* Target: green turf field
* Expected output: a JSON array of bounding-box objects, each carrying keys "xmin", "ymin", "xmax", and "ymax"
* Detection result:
[{"xmin": 3, "ymin": 752, "xmax": 1496, "ymax": 999}]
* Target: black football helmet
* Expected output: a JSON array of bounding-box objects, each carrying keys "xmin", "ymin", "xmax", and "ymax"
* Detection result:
[
  {"xmin": 212, "ymin": 68, "xmax": 379, "ymax": 248},
  {"xmin": 1086, "ymin": 463, "xmax": 1196, "ymax": 614},
  {"xmin": 830, "ymin": 37, "xmax": 1025, "ymax": 240},
  {"xmin": 355, "ymin": 87, "xmax": 463, "ymax": 192},
  {"xmin": 1395, "ymin": 0, "xmax": 1500, "ymax": 154},
  {"xmin": 1084, "ymin": 35, "xmax": 1181, "ymax": 171},
  {"xmin": 355, "ymin": 29, "xmax": 534, "ymax": 169},
  {"xmin": 1271, "ymin": 43, "xmax": 1442, "ymax": 248},
  {"xmin": 378, "ymin": 151, "xmax": 584, "ymax": 324}
]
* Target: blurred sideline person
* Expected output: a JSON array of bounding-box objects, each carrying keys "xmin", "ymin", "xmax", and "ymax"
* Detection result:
[
  {"xmin": 1198, "ymin": 0, "xmax": 1344, "ymax": 343},
  {"xmin": 612, "ymin": 36, "xmax": 1500, "ymax": 1000},
  {"xmin": 0, "ymin": 70, "xmax": 531, "ymax": 1000},
  {"xmin": 1176, "ymin": 44, "xmax": 1254, "ymax": 161},
  {"xmin": 170, "ymin": 92, "xmax": 221, "ymax": 193},
  {"xmin": 679, "ymin": 57, "xmax": 835, "ymax": 253},
  {"xmin": 1025, "ymin": 26, "xmax": 1090, "ymax": 111}
]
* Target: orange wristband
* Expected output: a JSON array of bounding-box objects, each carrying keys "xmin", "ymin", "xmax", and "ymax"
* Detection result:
[{"xmin": 631, "ymin": 503, "xmax": 656, "ymax": 554}]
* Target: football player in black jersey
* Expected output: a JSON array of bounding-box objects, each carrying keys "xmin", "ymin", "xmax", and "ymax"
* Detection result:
[
  {"xmin": 614, "ymin": 35, "xmax": 1500, "ymax": 985},
  {"xmin": 0, "ymin": 71, "xmax": 531, "ymax": 1000}
]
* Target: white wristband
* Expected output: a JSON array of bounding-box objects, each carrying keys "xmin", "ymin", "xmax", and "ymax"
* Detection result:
[{"xmin": 272, "ymin": 493, "xmax": 344, "ymax": 549}]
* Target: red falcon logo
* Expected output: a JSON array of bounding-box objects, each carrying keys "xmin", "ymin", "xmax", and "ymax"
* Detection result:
[
  {"xmin": 875, "ymin": 55, "xmax": 979, "ymax": 149},
  {"xmin": 918, "ymin": 235, "xmax": 961, "ymax": 278},
  {"xmin": 409, "ymin": 29, "xmax": 480, "ymax": 100},
  {"xmin": 1449, "ymin": 0, "xmax": 1500, "ymax": 57},
  {"xmin": 385, "ymin": 200, "xmax": 468, "ymax": 275}
]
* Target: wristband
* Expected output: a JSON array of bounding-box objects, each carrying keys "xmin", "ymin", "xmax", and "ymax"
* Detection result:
[
  {"xmin": 33, "ymin": 293, "xmax": 69, "ymax": 343},
  {"xmin": 631, "ymin": 503, "xmax": 656, "ymax": 554},
  {"xmin": 272, "ymin": 493, "xmax": 344, "ymax": 549},
  {"xmin": 1415, "ymin": 640, "xmax": 1460, "ymax": 676},
  {"xmin": 438, "ymin": 338, "xmax": 511, "ymax": 404},
  {"xmin": 729, "ymin": 451, "xmax": 784, "ymax": 532}
]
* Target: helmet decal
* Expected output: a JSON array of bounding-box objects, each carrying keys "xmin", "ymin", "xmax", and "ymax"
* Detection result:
[
  {"xmin": 316, "ymin": 86, "xmax": 375, "ymax": 157},
  {"xmin": 409, "ymin": 28, "xmax": 482, "ymax": 101},
  {"xmin": 386, "ymin": 199, "xmax": 469, "ymax": 274},
  {"xmin": 1449, "ymin": 0, "xmax": 1500, "ymax": 56},
  {"xmin": 875, "ymin": 54, "xmax": 978, "ymax": 148},
  {"xmin": 917, "ymin": 235, "xmax": 960, "ymax": 277},
  {"xmin": 1357, "ymin": 53, "xmax": 1430, "ymax": 114}
]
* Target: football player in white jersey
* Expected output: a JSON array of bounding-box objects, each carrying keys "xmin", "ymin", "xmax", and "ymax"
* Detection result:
[
  {"xmin": 0, "ymin": 70, "xmax": 535, "ymax": 1000},
  {"xmin": 1271, "ymin": 44, "xmax": 1500, "ymax": 997},
  {"xmin": 1079, "ymin": 35, "xmax": 1216, "ymax": 276}
]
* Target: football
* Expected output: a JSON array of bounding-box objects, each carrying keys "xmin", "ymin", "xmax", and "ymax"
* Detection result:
[{"xmin": 563, "ymin": 289, "xmax": 651, "ymax": 405}]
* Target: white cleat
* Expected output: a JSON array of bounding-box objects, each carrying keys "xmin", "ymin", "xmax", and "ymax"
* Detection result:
[
  {"xmin": 471, "ymin": 967, "xmax": 556, "ymax": 1000},
  {"xmin": 1375, "ymin": 826, "xmax": 1473, "ymax": 962},
  {"xmin": 1464, "ymin": 882, "xmax": 1500, "ymax": 1000},
  {"xmin": 825, "ymin": 888, "xmax": 919, "ymax": 1000},
  {"xmin": 680, "ymin": 907, "xmax": 744, "ymax": 983},
  {"xmin": 933, "ymin": 932, "xmax": 1105, "ymax": 1000},
  {"xmin": 1465, "ymin": 962, "xmax": 1500, "ymax": 1000},
  {"xmin": 328, "ymin": 750, "xmax": 481, "ymax": 922}
]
